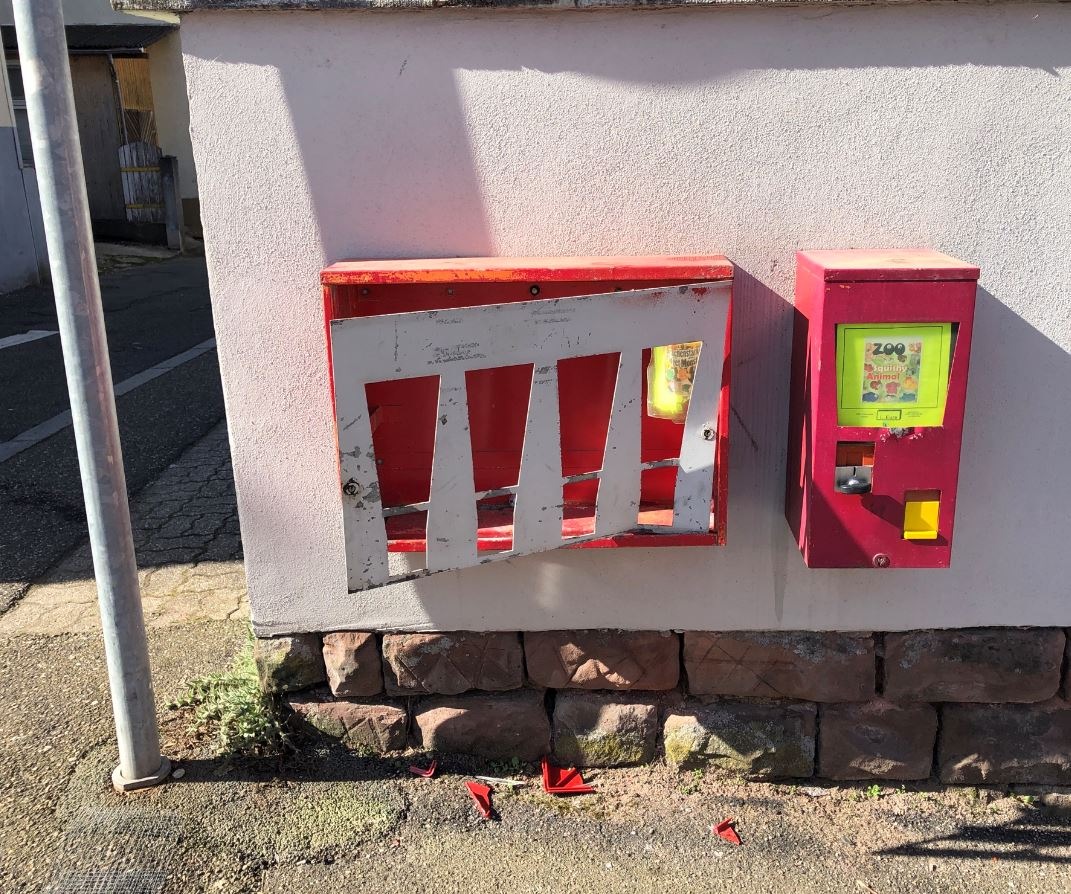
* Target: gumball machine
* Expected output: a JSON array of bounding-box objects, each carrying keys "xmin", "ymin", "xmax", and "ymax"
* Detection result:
[{"xmin": 785, "ymin": 249, "xmax": 979, "ymax": 569}]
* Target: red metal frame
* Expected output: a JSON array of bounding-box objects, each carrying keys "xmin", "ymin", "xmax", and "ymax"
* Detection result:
[
  {"xmin": 323, "ymin": 256, "xmax": 734, "ymax": 552},
  {"xmin": 785, "ymin": 249, "xmax": 979, "ymax": 569}
]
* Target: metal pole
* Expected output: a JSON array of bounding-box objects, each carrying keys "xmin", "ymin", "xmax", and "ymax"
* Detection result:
[{"xmin": 11, "ymin": 0, "xmax": 169, "ymax": 792}]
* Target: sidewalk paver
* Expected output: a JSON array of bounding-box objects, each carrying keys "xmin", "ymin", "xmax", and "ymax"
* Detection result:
[{"xmin": 0, "ymin": 422, "xmax": 247, "ymax": 635}]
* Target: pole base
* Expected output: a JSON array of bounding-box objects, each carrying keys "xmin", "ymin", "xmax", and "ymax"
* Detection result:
[{"xmin": 112, "ymin": 757, "xmax": 172, "ymax": 793}]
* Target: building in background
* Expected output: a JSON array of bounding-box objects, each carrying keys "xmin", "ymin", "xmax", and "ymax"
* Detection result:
[
  {"xmin": 0, "ymin": 0, "xmax": 199, "ymax": 287},
  {"xmin": 0, "ymin": 40, "xmax": 45, "ymax": 292}
]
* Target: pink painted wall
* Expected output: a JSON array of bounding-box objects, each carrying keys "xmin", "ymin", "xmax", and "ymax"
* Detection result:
[{"xmin": 179, "ymin": 4, "xmax": 1071, "ymax": 634}]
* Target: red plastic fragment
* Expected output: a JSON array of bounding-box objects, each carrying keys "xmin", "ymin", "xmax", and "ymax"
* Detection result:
[
  {"xmin": 465, "ymin": 781, "xmax": 494, "ymax": 819},
  {"xmin": 409, "ymin": 760, "xmax": 437, "ymax": 778},
  {"xmin": 713, "ymin": 818, "xmax": 742, "ymax": 846},
  {"xmin": 541, "ymin": 757, "xmax": 596, "ymax": 795}
]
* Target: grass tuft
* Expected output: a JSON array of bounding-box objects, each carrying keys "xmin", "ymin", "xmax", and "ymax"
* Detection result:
[
  {"xmin": 172, "ymin": 630, "xmax": 291, "ymax": 757},
  {"xmin": 679, "ymin": 767, "xmax": 705, "ymax": 795}
]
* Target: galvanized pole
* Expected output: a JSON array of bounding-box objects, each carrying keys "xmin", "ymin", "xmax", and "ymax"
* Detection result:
[{"xmin": 11, "ymin": 0, "xmax": 169, "ymax": 791}]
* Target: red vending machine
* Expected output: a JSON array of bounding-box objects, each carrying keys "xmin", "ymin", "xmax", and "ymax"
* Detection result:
[{"xmin": 785, "ymin": 249, "xmax": 979, "ymax": 569}]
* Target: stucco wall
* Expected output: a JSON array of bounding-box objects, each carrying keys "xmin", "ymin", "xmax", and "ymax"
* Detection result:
[
  {"xmin": 179, "ymin": 3, "xmax": 1071, "ymax": 635},
  {"xmin": 147, "ymin": 30, "xmax": 197, "ymax": 200}
]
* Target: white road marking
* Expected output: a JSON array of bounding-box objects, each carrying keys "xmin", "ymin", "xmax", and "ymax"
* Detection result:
[
  {"xmin": 0, "ymin": 330, "xmax": 58, "ymax": 351},
  {"xmin": 0, "ymin": 337, "xmax": 216, "ymax": 464}
]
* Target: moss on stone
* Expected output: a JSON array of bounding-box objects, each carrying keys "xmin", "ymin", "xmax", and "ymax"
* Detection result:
[
  {"xmin": 298, "ymin": 706, "xmax": 346, "ymax": 740},
  {"xmin": 552, "ymin": 693, "xmax": 658, "ymax": 768},
  {"xmin": 288, "ymin": 693, "xmax": 409, "ymax": 754},
  {"xmin": 254, "ymin": 634, "xmax": 326, "ymax": 694},
  {"xmin": 664, "ymin": 724, "xmax": 703, "ymax": 770},
  {"xmin": 664, "ymin": 702, "xmax": 816, "ymax": 778},
  {"xmin": 557, "ymin": 731, "xmax": 648, "ymax": 768}
]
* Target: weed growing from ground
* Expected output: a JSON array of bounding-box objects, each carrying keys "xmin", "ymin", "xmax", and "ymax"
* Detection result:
[
  {"xmin": 487, "ymin": 755, "xmax": 527, "ymax": 777},
  {"xmin": 679, "ymin": 768, "xmax": 705, "ymax": 795},
  {"xmin": 172, "ymin": 631, "xmax": 290, "ymax": 757}
]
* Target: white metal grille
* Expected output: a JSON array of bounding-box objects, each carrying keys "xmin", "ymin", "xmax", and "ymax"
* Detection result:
[
  {"xmin": 45, "ymin": 807, "xmax": 181, "ymax": 894},
  {"xmin": 330, "ymin": 281, "xmax": 730, "ymax": 592}
]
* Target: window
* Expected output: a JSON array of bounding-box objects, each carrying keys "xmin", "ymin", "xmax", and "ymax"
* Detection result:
[{"xmin": 6, "ymin": 61, "xmax": 33, "ymax": 167}]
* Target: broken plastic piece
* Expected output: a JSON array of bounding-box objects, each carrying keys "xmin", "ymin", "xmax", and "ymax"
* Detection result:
[
  {"xmin": 465, "ymin": 780, "xmax": 494, "ymax": 819},
  {"xmin": 409, "ymin": 760, "xmax": 437, "ymax": 778},
  {"xmin": 713, "ymin": 818, "xmax": 741, "ymax": 846},
  {"xmin": 474, "ymin": 775, "xmax": 526, "ymax": 788},
  {"xmin": 541, "ymin": 757, "xmax": 596, "ymax": 795}
]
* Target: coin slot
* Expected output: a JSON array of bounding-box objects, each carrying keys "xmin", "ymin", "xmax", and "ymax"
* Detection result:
[{"xmin": 834, "ymin": 441, "xmax": 874, "ymax": 495}]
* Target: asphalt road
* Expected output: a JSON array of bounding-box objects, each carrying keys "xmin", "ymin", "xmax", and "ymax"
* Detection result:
[{"xmin": 0, "ymin": 255, "xmax": 225, "ymax": 610}]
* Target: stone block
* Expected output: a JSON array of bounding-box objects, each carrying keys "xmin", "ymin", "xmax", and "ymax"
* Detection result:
[
  {"xmin": 663, "ymin": 699, "xmax": 816, "ymax": 778},
  {"xmin": 254, "ymin": 634, "xmax": 326, "ymax": 694},
  {"xmin": 286, "ymin": 688, "xmax": 407, "ymax": 753},
  {"xmin": 524, "ymin": 630, "xmax": 680, "ymax": 691},
  {"xmin": 552, "ymin": 692, "xmax": 658, "ymax": 768},
  {"xmin": 885, "ymin": 628, "xmax": 1064, "ymax": 703},
  {"xmin": 322, "ymin": 631, "xmax": 383, "ymax": 697},
  {"xmin": 939, "ymin": 699, "xmax": 1071, "ymax": 785},
  {"xmin": 382, "ymin": 632, "xmax": 523, "ymax": 695},
  {"xmin": 412, "ymin": 690, "xmax": 550, "ymax": 761},
  {"xmin": 818, "ymin": 700, "xmax": 937, "ymax": 781},
  {"xmin": 684, "ymin": 631, "xmax": 875, "ymax": 701}
]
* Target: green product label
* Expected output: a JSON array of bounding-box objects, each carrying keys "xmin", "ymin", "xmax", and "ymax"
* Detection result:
[{"xmin": 836, "ymin": 322, "xmax": 953, "ymax": 428}]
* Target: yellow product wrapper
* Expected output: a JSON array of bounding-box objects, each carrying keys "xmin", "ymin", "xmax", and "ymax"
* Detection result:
[{"xmin": 647, "ymin": 342, "xmax": 701, "ymax": 424}]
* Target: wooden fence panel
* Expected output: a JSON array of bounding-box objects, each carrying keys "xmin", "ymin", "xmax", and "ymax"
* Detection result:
[{"xmin": 118, "ymin": 141, "xmax": 164, "ymax": 224}]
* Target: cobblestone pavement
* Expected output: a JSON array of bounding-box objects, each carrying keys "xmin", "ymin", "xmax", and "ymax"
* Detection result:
[
  {"xmin": 1, "ymin": 254, "xmax": 222, "ymax": 611},
  {"xmin": 0, "ymin": 422, "xmax": 247, "ymax": 635}
]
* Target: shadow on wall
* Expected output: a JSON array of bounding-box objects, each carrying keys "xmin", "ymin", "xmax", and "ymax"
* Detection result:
[
  {"xmin": 953, "ymin": 289, "xmax": 1071, "ymax": 571},
  {"xmin": 184, "ymin": 5, "xmax": 1071, "ymax": 629},
  {"xmin": 258, "ymin": 17, "xmax": 496, "ymax": 263}
]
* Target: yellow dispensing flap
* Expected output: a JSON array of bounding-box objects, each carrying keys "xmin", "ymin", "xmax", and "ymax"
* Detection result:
[{"xmin": 904, "ymin": 496, "xmax": 940, "ymax": 540}]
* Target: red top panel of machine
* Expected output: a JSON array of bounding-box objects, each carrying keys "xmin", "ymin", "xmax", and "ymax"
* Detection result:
[
  {"xmin": 321, "ymin": 255, "xmax": 734, "ymax": 286},
  {"xmin": 797, "ymin": 249, "xmax": 980, "ymax": 283}
]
